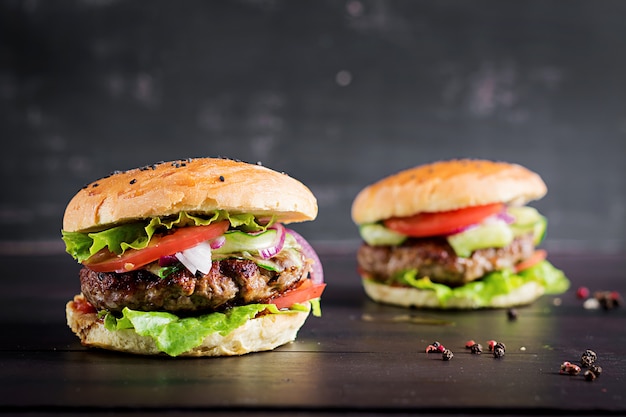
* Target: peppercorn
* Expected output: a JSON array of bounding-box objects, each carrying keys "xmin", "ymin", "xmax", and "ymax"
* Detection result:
[
  {"xmin": 470, "ymin": 343, "xmax": 483, "ymax": 355},
  {"xmin": 580, "ymin": 349, "xmax": 597, "ymax": 368},
  {"xmin": 493, "ymin": 342, "xmax": 506, "ymax": 358},
  {"xmin": 560, "ymin": 361, "xmax": 571, "ymax": 374},
  {"xmin": 442, "ymin": 349, "xmax": 454, "ymax": 361},
  {"xmin": 589, "ymin": 364, "xmax": 602, "ymax": 377},
  {"xmin": 584, "ymin": 370, "xmax": 596, "ymax": 381},
  {"xmin": 560, "ymin": 361, "xmax": 581, "ymax": 375},
  {"xmin": 507, "ymin": 308, "xmax": 518, "ymax": 320},
  {"xmin": 595, "ymin": 290, "xmax": 623, "ymax": 310},
  {"xmin": 576, "ymin": 286, "xmax": 590, "ymax": 299},
  {"xmin": 426, "ymin": 341, "xmax": 443, "ymax": 353}
]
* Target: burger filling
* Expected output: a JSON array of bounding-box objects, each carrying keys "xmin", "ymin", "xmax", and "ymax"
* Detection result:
[
  {"xmin": 62, "ymin": 211, "xmax": 325, "ymax": 356},
  {"xmin": 357, "ymin": 204, "xmax": 569, "ymax": 306},
  {"xmin": 357, "ymin": 234, "xmax": 535, "ymax": 287},
  {"xmin": 80, "ymin": 248, "xmax": 311, "ymax": 314}
]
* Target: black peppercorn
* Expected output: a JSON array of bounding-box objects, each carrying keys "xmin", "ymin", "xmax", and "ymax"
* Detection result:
[
  {"xmin": 493, "ymin": 342, "xmax": 506, "ymax": 358},
  {"xmin": 584, "ymin": 370, "xmax": 596, "ymax": 381},
  {"xmin": 470, "ymin": 343, "xmax": 483, "ymax": 354},
  {"xmin": 580, "ymin": 349, "xmax": 597, "ymax": 368},
  {"xmin": 507, "ymin": 308, "xmax": 518, "ymax": 320},
  {"xmin": 442, "ymin": 349, "xmax": 454, "ymax": 361},
  {"xmin": 589, "ymin": 364, "xmax": 602, "ymax": 377},
  {"xmin": 595, "ymin": 291, "xmax": 623, "ymax": 310}
]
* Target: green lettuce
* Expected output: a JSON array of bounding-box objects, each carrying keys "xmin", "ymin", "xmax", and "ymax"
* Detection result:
[
  {"xmin": 393, "ymin": 260, "xmax": 569, "ymax": 308},
  {"xmin": 103, "ymin": 302, "xmax": 312, "ymax": 357},
  {"xmin": 62, "ymin": 211, "xmax": 273, "ymax": 263}
]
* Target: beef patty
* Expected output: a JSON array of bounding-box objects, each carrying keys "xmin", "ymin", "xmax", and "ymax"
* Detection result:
[
  {"xmin": 357, "ymin": 234, "xmax": 535, "ymax": 287},
  {"xmin": 80, "ymin": 255, "xmax": 310, "ymax": 314}
]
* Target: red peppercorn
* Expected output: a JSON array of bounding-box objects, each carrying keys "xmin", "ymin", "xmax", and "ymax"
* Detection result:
[
  {"xmin": 426, "ymin": 342, "xmax": 442, "ymax": 353},
  {"xmin": 560, "ymin": 361, "xmax": 581, "ymax": 375},
  {"xmin": 576, "ymin": 286, "xmax": 590, "ymax": 299}
]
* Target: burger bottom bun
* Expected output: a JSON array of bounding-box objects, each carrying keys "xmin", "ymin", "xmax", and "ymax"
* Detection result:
[
  {"xmin": 66, "ymin": 294, "xmax": 309, "ymax": 357},
  {"xmin": 362, "ymin": 279, "xmax": 545, "ymax": 309}
]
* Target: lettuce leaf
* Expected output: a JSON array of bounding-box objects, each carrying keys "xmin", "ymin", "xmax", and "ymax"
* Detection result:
[
  {"xmin": 62, "ymin": 211, "xmax": 273, "ymax": 263},
  {"xmin": 393, "ymin": 260, "xmax": 569, "ymax": 308},
  {"xmin": 103, "ymin": 302, "xmax": 308, "ymax": 357}
]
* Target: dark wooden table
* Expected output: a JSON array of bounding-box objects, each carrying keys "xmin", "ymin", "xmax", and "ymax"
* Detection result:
[{"xmin": 1, "ymin": 252, "xmax": 625, "ymax": 416}]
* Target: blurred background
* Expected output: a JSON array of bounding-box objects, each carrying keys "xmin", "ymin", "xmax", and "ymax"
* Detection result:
[{"xmin": 1, "ymin": 0, "xmax": 624, "ymax": 256}]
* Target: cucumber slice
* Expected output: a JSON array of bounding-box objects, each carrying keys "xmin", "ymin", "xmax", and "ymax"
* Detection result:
[
  {"xmin": 508, "ymin": 206, "xmax": 547, "ymax": 245},
  {"xmin": 359, "ymin": 223, "xmax": 407, "ymax": 246},
  {"xmin": 447, "ymin": 222, "xmax": 514, "ymax": 258},
  {"xmin": 212, "ymin": 229, "xmax": 278, "ymax": 255}
]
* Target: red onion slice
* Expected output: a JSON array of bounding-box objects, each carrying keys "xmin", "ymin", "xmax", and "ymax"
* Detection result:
[
  {"xmin": 258, "ymin": 223, "xmax": 286, "ymax": 259},
  {"xmin": 286, "ymin": 228, "xmax": 324, "ymax": 284},
  {"xmin": 158, "ymin": 254, "xmax": 179, "ymax": 267},
  {"xmin": 209, "ymin": 235, "xmax": 226, "ymax": 249},
  {"xmin": 496, "ymin": 210, "xmax": 515, "ymax": 224}
]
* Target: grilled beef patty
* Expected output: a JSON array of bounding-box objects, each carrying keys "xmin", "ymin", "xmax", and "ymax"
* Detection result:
[
  {"xmin": 357, "ymin": 234, "xmax": 535, "ymax": 287},
  {"xmin": 80, "ymin": 255, "xmax": 310, "ymax": 314}
]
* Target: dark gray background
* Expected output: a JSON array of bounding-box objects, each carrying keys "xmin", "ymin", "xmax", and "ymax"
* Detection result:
[{"xmin": 1, "ymin": 0, "xmax": 624, "ymax": 254}]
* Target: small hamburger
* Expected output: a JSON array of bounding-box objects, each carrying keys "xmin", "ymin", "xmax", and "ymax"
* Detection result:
[
  {"xmin": 62, "ymin": 157, "xmax": 325, "ymax": 356},
  {"xmin": 351, "ymin": 159, "xmax": 569, "ymax": 309}
]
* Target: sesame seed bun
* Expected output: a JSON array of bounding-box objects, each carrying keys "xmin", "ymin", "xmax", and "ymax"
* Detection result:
[
  {"xmin": 63, "ymin": 158, "xmax": 318, "ymax": 232},
  {"xmin": 351, "ymin": 159, "xmax": 546, "ymax": 225}
]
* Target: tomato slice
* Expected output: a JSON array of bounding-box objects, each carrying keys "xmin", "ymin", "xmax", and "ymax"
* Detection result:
[
  {"xmin": 72, "ymin": 297, "xmax": 97, "ymax": 314},
  {"xmin": 84, "ymin": 220, "xmax": 229, "ymax": 273},
  {"xmin": 383, "ymin": 203, "xmax": 504, "ymax": 238},
  {"xmin": 270, "ymin": 280, "xmax": 327, "ymax": 309},
  {"xmin": 514, "ymin": 249, "xmax": 547, "ymax": 273}
]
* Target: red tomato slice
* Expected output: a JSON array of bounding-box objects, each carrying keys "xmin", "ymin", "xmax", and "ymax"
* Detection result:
[
  {"xmin": 514, "ymin": 249, "xmax": 547, "ymax": 273},
  {"xmin": 270, "ymin": 280, "xmax": 327, "ymax": 309},
  {"xmin": 84, "ymin": 220, "xmax": 229, "ymax": 273},
  {"xmin": 72, "ymin": 297, "xmax": 97, "ymax": 314},
  {"xmin": 383, "ymin": 203, "xmax": 504, "ymax": 237}
]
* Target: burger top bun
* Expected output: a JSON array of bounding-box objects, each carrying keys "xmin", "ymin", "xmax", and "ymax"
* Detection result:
[
  {"xmin": 63, "ymin": 157, "xmax": 318, "ymax": 233},
  {"xmin": 351, "ymin": 159, "xmax": 547, "ymax": 225}
]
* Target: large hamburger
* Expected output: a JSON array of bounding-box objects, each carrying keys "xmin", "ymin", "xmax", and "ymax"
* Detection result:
[
  {"xmin": 351, "ymin": 159, "xmax": 569, "ymax": 309},
  {"xmin": 62, "ymin": 157, "xmax": 325, "ymax": 356}
]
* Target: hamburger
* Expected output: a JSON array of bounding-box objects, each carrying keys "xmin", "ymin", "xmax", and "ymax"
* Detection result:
[
  {"xmin": 351, "ymin": 159, "xmax": 569, "ymax": 309},
  {"xmin": 62, "ymin": 157, "xmax": 325, "ymax": 356}
]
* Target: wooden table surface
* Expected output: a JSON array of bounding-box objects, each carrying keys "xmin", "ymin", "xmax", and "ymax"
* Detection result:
[{"xmin": 1, "ymin": 252, "xmax": 625, "ymax": 416}]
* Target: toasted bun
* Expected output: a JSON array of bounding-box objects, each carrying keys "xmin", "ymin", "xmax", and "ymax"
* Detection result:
[
  {"xmin": 66, "ymin": 294, "xmax": 309, "ymax": 357},
  {"xmin": 63, "ymin": 158, "xmax": 318, "ymax": 232},
  {"xmin": 362, "ymin": 279, "xmax": 544, "ymax": 309},
  {"xmin": 352, "ymin": 159, "xmax": 546, "ymax": 225}
]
